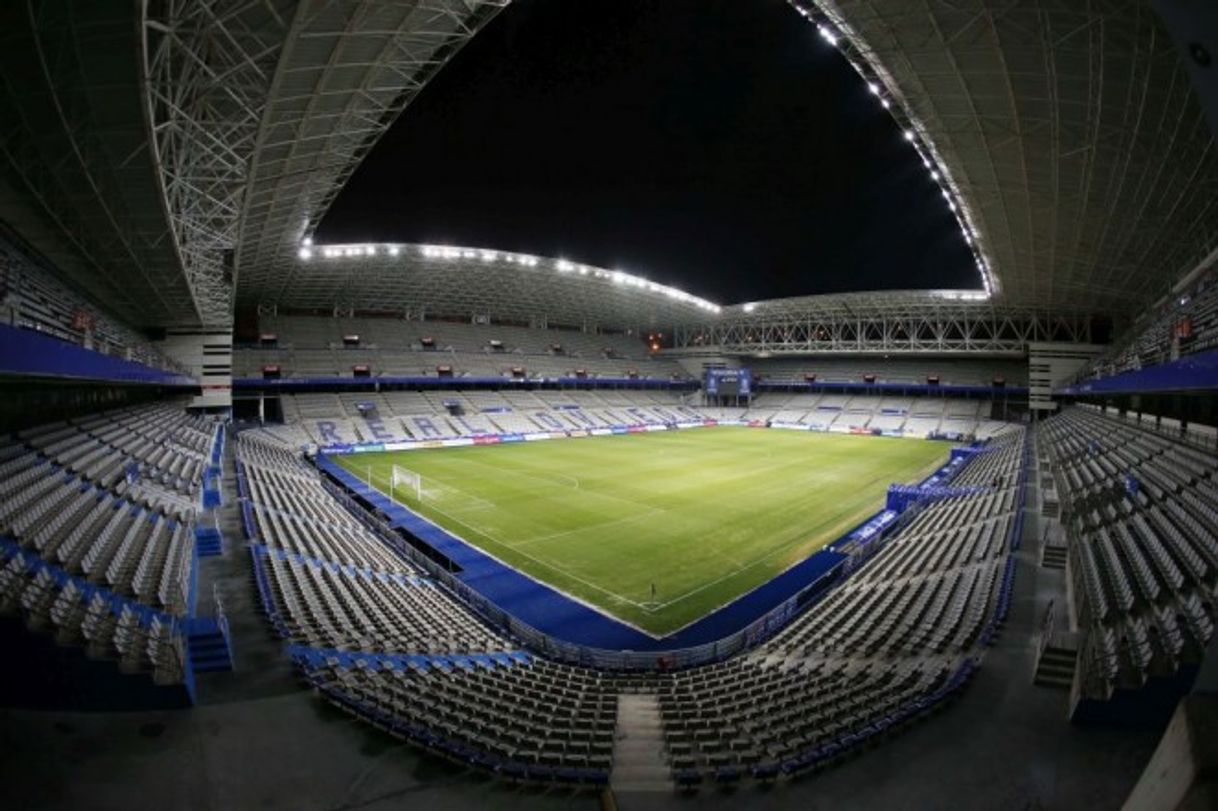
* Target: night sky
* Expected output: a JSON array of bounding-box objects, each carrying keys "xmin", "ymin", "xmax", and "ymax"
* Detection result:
[{"xmin": 318, "ymin": 0, "xmax": 979, "ymax": 305}]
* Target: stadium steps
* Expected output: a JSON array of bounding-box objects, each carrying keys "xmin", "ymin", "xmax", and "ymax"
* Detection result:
[
  {"xmin": 196, "ymin": 526, "xmax": 223, "ymax": 557},
  {"xmin": 1034, "ymin": 645, "xmax": 1078, "ymax": 689},
  {"xmin": 186, "ymin": 622, "xmax": 233, "ymax": 673},
  {"xmin": 610, "ymin": 693, "xmax": 671, "ymax": 793},
  {"xmin": 1041, "ymin": 545, "xmax": 1068, "ymax": 570}
]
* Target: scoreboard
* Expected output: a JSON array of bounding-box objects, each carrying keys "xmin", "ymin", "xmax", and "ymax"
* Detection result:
[{"xmin": 705, "ymin": 368, "xmax": 751, "ymax": 397}]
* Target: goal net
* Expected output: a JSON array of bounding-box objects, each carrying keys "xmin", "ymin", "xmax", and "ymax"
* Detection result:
[{"xmin": 390, "ymin": 465, "xmax": 422, "ymax": 502}]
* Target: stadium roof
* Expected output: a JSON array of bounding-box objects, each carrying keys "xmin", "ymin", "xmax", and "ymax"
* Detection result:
[
  {"xmin": 0, "ymin": 1, "xmax": 1215, "ymax": 330},
  {"xmin": 276, "ymin": 242, "xmax": 721, "ymax": 329},
  {"xmin": 794, "ymin": 0, "xmax": 1218, "ymax": 312}
]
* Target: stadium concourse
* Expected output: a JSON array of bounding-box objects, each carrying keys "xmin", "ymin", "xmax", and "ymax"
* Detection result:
[{"xmin": 3, "ymin": 0, "xmax": 1218, "ymax": 809}]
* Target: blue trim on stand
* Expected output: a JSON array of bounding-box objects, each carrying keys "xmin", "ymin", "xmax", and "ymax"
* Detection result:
[
  {"xmin": 0, "ymin": 323, "xmax": 195, "ymax": 386},
  {"xmin": 234, "ymin": 374, "xmax": 696, "ymax": 391},
  {"xmin": 1056, "ymin": 348, "xmax": 1218, "ymax": 395}
]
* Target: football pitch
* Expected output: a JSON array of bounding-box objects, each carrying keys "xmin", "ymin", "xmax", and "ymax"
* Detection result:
[{"xmin": 335, "ymin": 427, "xmax": 947, "ymax": 636}]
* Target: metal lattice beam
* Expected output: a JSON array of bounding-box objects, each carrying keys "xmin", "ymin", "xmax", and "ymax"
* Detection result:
[
  {"xmin": 0, "ymin": 0, "xmax": 197, "ymax": 327},
  {"xmin": 676, "ymin": 292, "xmax": 1094, "ymax": 355},
  {"xmin": 232, "ymin": 0, "xmax": 512, "ymax": 306},
  {"xmin": 141, "ymin": 0, "xmax": 295, "ymax": 327}
]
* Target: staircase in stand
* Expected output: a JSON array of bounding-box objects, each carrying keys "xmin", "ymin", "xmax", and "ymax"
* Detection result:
[
  {"xmin": 611, "ymin": 692, "xmax": 671, "ymax": 793},
  {"xmin": 1041, "ymin": 544, "xmax": 1068, "ymax": 569},
  {"xmin": 1034, "ymin": 644, "xmax": 1077, "ymax": 689},
  {"xmin": 186, "ymin": 619, "xmax": 233, "ymax": 673},
  {"xmin": 195, "ymin": 526, "xmax": 223, "ymax": 557}
]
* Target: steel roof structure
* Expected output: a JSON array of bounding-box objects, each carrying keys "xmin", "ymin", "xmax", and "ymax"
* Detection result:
[
  {"xmin": 0, "ymin": 1, "xmax": 201, "ymax": 328},
  {"xmin": 679, "ymin": 290, "xmax": 1096, "ymax": 356},
  {"xmin": 0, "ymin": 0, "xmax": 1214, "ymax": 332},
  {"xmin": 793, "ymin": 0, "xmax": 1218, "ymax": 313},
  {"xmin": 268, "ymin": 242, "xmax": 722, "ymax": 331}
]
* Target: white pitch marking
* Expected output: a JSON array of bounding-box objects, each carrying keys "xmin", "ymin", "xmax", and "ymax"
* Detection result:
[{"xmin": 395, "ymin": 476, "xmax": 651, "ymax": 610}]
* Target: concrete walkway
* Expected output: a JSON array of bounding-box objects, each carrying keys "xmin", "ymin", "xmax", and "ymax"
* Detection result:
[{"xmin": 611, "ymin": 693, "xmax": 671, "ymax": 794}]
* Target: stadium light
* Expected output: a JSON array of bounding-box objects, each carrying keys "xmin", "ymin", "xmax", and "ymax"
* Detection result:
[
  {"xmin": 308, "ymin": 240, "xmax": 723, "ymax": 312},
  {"xmin": 793, "ymin": 2, "xmax": 998, "ymax": 300},
  {"xmin": 743, "ymin": 302, "xmax": 757, "ymax": 313},
  {"xmin": 302, "ymin": 236, "xmax": 313, "ymax": 247}
]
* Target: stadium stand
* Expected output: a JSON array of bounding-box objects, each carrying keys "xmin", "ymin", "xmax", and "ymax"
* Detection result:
[
  {"xmin": 230, "ymin": 423, "xmax": 1027, "ymax": 787},
  {"xmin": 5, "ymin": 0, "xmax": 1216, "ymax": 803},
  {"xmin": 750, "ymin": 355, "xmax": 1028, "ymax": 387},
  {"xmin": 237, "ymin": 316, "xmax": 688, "ymax": 380},
  {"xmin": 0, "ymin": 403, "xmax": 224, "ymax": 696},
  {"xmin": 1074, "ymin": 271, "xmax": 1218, "ymax": 383},
  {"xmin": 237, "ymin": 432, "xmax": 626, "ymax": 783},
  {"xmin": 1040, "ymin": 406, "xmax": 1218, "ymax": 704},
  {"xmin": 654, "ymin": 431, "xmax": 1024, "ymax": 782},
  {"xmin": 257, "ymin": 388, "xmax": 1011, "ymax": 449},
  {"xmin": 0, "ymin": 231, "xmax": 187, "ymax": 375}
]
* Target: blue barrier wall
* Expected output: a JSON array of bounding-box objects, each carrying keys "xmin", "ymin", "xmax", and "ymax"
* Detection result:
[
  {"xmin": 1057, "ymin": 348, "xmax": 1218, "ymax": 395},
  {"xmin": 0, "ymin": 323, "xmax": 195, "ymax": 386}
]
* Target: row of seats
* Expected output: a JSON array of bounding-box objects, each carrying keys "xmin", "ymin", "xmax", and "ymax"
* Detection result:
[
  {"xmin": 0, "ymin": 558, "xmax": 184, "ymax": 685},
  {"xmin": 0, "ymin": 403, "xmax": 217, "ymax": 692},
  {"xmin": 0, "ymin": 462, "xmax": 194, "ymax": 615},
  {"xmin": 1041, "ymin": 407, "xmax": 1218, "ymax": 698},
  {"xmin": 254, "ymin": 315, "xmax": 653, "ymax": 358},
  {"xmin": 264, "ymin": 390, "xmax": 1016, "ymax": 448},
  {"xmin": 239, "ymin": 435, "xmax": 512, "ymax": 655},
  {"xmin": 16, "ymin": 403, "xmax": 214, "ymax": 519},
  {"xmin": 237, "ymin": 347, "xmax": 686, "ymax": 381}
]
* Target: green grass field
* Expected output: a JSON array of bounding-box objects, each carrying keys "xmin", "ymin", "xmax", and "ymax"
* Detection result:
[{"xmin": 336, "ymin": 427, "xmax": 947, "ymax": 636}]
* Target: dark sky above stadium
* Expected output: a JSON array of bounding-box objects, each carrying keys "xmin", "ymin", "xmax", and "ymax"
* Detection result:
[{"xmin": 319, "ymin": 0, "xmax": 980, "ymax": 305}]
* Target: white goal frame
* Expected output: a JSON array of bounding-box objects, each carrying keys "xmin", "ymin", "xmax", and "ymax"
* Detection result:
[{"xmin": 390, "ymin": 465, "xmax": 422, "ymax": 501}]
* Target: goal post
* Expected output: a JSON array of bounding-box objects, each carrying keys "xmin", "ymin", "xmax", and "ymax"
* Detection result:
[{"xmin": 391, "ymin": 465, "xmax": 422, "ymax": 502}]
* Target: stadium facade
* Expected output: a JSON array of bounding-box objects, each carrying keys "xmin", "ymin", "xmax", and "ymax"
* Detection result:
[{"xmin": 1, "ymin": 1, "xmax": 1217, "ymax": 808}]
